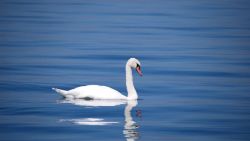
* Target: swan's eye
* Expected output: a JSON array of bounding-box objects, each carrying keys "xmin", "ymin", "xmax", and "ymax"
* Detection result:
[{"xmin": 136, "ymin": 64, "xmax": 140, "ymax": 69}]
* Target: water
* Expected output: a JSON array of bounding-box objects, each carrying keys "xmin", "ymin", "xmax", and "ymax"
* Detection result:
[{"xmin": 0, "ymin": 0, "xmax": 250, "ymax": 141}]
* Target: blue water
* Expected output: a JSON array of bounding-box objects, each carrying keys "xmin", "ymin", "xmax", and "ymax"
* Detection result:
[{"xmin": 1, "ymin": 0, "xmax": 250, "ymax": 141}]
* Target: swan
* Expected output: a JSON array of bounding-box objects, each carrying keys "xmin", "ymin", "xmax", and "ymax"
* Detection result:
[{"xmin": 52, "ymin": 58, "xmax": 142, "ymax": 100}]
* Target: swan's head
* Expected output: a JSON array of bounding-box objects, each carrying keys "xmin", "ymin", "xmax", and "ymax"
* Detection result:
[{"xmin": 127, "ymin": 58, "xmax": 143, "ymax": 76}]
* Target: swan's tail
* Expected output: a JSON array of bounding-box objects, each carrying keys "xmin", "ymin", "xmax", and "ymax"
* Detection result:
[{"xmin": 52, "ymin": 87, "xmax": 68, "ymax": 97}]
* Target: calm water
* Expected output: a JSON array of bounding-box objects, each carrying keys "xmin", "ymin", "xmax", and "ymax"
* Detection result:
[{"xmin": 0, "ymin": 0, "xmax": 250, "ymax": 141}]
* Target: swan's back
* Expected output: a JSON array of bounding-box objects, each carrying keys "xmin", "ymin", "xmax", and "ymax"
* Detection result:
[{"xmin": 67, "ymin": 85, "xmax": 127, "ymax": 100}]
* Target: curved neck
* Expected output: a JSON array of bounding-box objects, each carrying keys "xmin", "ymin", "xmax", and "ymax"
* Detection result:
[{"xmin": 126, "ymin": 64, "xmax": 138, "ymax": 100}]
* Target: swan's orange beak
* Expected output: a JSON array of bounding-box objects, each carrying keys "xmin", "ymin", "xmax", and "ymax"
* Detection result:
[{"xmin": 136, "ymin": 65, "xmax": 143, "ymax": 76}]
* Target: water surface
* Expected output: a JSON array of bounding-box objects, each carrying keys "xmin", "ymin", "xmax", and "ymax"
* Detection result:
[{"xmin": 0, "ymin": 0, "xmax": 250, "ymax": 141}]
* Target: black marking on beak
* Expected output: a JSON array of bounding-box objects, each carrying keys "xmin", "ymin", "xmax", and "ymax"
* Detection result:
[
  {"xmin": 136, "ymin": 64, "xmax": 141, "ymax": 69},
  {"xmin": 136, "ymin": 64, "xmax": 143, "ymax": 76}
]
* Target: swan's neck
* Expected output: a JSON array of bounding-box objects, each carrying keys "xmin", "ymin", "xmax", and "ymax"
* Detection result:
[{"xmin": 126, "ymin": 65, "xmax": 138, "ymax": 100}]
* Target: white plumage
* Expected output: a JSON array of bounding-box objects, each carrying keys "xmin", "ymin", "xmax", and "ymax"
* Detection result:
[{"xmin": 52, "ymin": 58, "xmax": 142, "ymax": 100}]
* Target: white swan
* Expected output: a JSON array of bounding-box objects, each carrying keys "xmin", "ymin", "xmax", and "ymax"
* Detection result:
[{"xmin": 52, "ymin": 58, "xmax": 142, "ymax": 100}]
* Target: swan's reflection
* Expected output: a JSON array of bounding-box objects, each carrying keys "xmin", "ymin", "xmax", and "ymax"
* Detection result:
[
  {"xmin": 123, "ymin": 100, "xmax": 139, "ymax": 141},
  {"xmin": 59, "ymin": 99, "xmax": 140, "ymax": 141},
  {"xmin": 58, "ymin": 98, "xmax": 127, "ymax": 107}
]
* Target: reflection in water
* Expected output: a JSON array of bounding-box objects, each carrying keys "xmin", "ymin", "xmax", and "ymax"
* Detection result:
[
  {"xmin": 59, "ymin": 99, "xmax": 140, "ymax": 141},
  {"xmin": 58, "ymin": 98, "xmax": 127, "ymax": 107},
  {"xmin": 123, "ymin": 100, "xmax": 139, "ymax": 141},
  {"xmin": 60, "ymin": 118, "xmax": 118, "ymax": 126}
]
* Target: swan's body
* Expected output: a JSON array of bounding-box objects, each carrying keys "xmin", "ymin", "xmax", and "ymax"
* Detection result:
[
  {"xmin": 53, "ymin": 85, "xmax": 126, "ymax": 99},
  {"xmin": 52, "ymin": 58, "xmax": 142, "ymax": 100}
]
